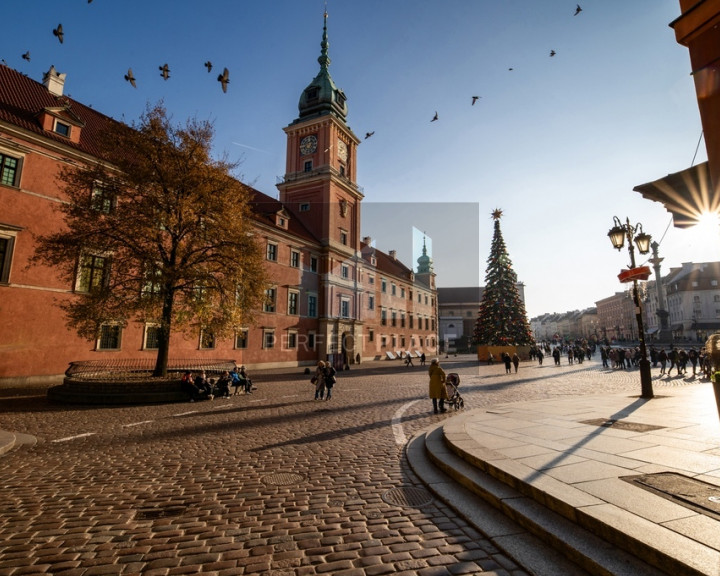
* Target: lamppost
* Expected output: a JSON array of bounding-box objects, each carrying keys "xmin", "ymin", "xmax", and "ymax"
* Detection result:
[{"xmin": 608, "ymin": 216, "xmax": 654, "ymax": 398}]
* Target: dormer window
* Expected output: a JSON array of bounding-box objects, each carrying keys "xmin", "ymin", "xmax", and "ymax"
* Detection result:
[
  {"xmin": 54, "ymin": 120, "xmax": 71, "ymax": 137},
  {"xmin": 300, "ymin": 203, "xmax": 310, "ymax": 212},
  {"xmin": 275, "ymin": 211, "xmax": 289, "ymax": 229}
]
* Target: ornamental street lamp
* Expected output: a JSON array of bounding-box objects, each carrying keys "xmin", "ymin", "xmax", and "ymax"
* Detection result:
[{"xmin": 608, "ymin": 216, "xmax": 654, "ymax": 398}]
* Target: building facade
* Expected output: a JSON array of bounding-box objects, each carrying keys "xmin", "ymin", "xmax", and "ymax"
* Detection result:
[{"xmin": 0, "ymin": 18, "xmax": 437, "ymax": 383}]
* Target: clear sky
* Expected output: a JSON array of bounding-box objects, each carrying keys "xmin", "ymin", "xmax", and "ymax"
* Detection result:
[{"xmin": 4, "ymin": 0, "xmax": 716, "ymax": 318}]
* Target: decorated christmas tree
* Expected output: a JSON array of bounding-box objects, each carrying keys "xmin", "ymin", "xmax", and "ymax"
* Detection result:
[{"xmin": 474, "ymin": 209, "xmax": 534, "ymax": 346}]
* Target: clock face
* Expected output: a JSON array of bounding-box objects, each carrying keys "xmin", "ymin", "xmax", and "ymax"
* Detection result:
[
  {"xmin": 337, "ymin": 140, "xmax": 348, "ymax": 162},
  {"xmin": 299, "ymin": 135, "xmax": 317, "ymax": 155}
]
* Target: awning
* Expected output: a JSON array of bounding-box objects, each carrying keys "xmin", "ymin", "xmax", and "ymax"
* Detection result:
[{"xmin": 646, "ymin": 327, "xmax": 659, "ymax": 335}]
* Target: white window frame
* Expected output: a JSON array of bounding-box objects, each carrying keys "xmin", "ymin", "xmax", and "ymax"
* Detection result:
[
  {"xmin": 290, "ymin": 249, "xmax": 301, "ymax": 268},
  {"xmin": 0, "ymin": 226, "xmax": 20, "ymax": 283},
  {"xmin": 143, "ymin": 323, "xmax": 161, "ymax": 350},
  {"xmin": 288, "ymin": 289, "xmax": 299, "ymax": 315},
  {"xmin": 0, "ymin": 147, "xmax": 24, "ymax": 188},
  {"xmin": 97, "ymin": 323, "xmax": 122, "ymax": 351},
  {"xmin": 266, "ymin": 241, "xmax": 278, "ymax": 262},
  {"xmin": 263, "ymin": 329, "xmax": 275, "ymax": 349}
]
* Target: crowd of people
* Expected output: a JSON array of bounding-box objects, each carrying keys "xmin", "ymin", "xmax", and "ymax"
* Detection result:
[{"xmin": 180, "ymin": 364, "xmax": 253, "ymax": 402}]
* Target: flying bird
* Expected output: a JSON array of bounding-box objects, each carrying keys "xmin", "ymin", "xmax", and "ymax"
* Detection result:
[
  {"xmin": 431, "ymin": 111, "xmax": 438, "ymax": 122},
  {"xmin": 204, "ymin": 61, "xmax": 213, "ymax": 73},
  {"xmin": 53, "ymin": 23, "xmax": 64, "ymax": 44},
  {"xmin": 159, "ymin": 63, "xmax": 170, "ymax": 80},
  {"xmin": 22, "ymin": 51, "xmax": 30, "ymax": 61},
  {"xmin": 508, "ymin": 67, "xmax": 514, "ymax": 71},
  {"xmin": 124, "ymin": 68, "xmax": 136, "ymax": 88},
  {"xmin": 550, "ymin": 50, "xmax": 556, "ymax": 57},
  {"xmin": 574, "ymin": 4, "xmax": 582, "ymax": 16},
  {"xmin": 471, "ymin": 96, "xmax": 480, "ymax": 105},
  {"xmin": 365, "ymin": 131, "xmax": 374, "ymax": 139},
  {"xmin": 217, "ymin": 67, "xmax": 229, "ymax": 92}
]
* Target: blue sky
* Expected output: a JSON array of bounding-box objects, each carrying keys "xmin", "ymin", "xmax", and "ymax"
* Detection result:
[{"xmin": 4, "ymin": 1, "xmax": 715, "ymax": 318}]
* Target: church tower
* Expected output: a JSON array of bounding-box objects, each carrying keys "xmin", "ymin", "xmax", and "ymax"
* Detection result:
[{"xmin": 276, "ymin": 12, "xmax": 363, "ymax": 366}]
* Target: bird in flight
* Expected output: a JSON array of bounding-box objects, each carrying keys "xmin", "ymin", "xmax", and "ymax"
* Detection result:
[
  {"xmin": 431, "ymin": 111, "xmax": 438, "ymax": 122},
  {"xmin": 217, "ymin": 67, "xmax": 229, "ymax": 93},
  {"xmin": 124, "ymin": 68, "xmax": 136, "ymax": 88},
  {"xmin": 550, "ymin": 50, "xmax": 556, "ymax": 57},
  {"xmin": 204, "ymin": 61, "xmax": 212, "ymax": 73},
  {"xmin": 471, "ymin": 96, "xmax": 480, "ymax": 105},
  {"xmin": 574, "ymin": 4, "xmax": 582, "ymax": 16},
  {"xmin": 159, "ymin": 63, "xmax": 170, "ymax": 80},
  {"xmin": 365, "ymin": 131, "xmax": 375, "ymax": 139},
  {"xmin": 508, "ymin": 67, "xmax": 514, "ymax": 71},
  {"xmin": 53, "ymin": 24, "xmax": 64, "ymax": 44},
  {"xmin": 21, "ymin": 51, "xmax": 30, "ymax": 61}
]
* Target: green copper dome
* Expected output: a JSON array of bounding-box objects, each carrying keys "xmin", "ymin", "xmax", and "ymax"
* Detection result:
[
  {"xmin": 296, "ymin": 12, "xmax": 348, "ymax": 122},
  {"xmin": 417, "ymin": 236, "xmax": 433, "ymax": 274}
]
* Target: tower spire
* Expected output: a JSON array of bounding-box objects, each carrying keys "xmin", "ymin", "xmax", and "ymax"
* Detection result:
[{"xmin": 319, "ymin": 8, "xmax": 330, "ymax": 70}]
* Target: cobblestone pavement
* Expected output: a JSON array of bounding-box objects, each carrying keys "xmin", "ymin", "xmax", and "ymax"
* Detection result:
[{"xmin": 0, "ymin": 356, "xmax": 707, "ymax": 576}]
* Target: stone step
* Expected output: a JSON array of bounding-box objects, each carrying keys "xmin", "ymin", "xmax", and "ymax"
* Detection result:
[{"xmin": 408, "ymin": 424, "xmax": 667, "ymax": 576}]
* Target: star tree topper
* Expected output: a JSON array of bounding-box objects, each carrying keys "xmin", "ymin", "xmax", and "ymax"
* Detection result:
[{"xmin": 491, "ymin": 208, "xmax": 503, "ymax": 220}]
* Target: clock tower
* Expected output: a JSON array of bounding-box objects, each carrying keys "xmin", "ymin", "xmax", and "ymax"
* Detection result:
[
  {"xmin": 276, "ymin": 11, "xmax": 364, "ymax": 366},
  {"xmin": 277, "ymin": 11, "xmax": 362, "ymax": 248}
]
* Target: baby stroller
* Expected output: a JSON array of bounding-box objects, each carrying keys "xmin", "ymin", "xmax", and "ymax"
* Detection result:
[{"xmin": 445, "ymin": 373, "xmax": 465, "ymax": 410}]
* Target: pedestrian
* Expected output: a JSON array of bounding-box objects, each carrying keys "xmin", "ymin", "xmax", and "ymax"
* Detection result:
[
  {"xmin": 323, "ymin": 362, "xmax": 337, "ymax": 400},
  {"xmin": 194, "ymin": 370, "xmax": 213, "ymax": 399},
  {"xmin": 689, "ymin": 348, "xmax": 698, "ymax": 376},
  {"xmin": 230, "ymin": 366, "xmax": 243, "ymax": 395},
  {"xmin": 512, "ymin": 352, "xmax": 520, "ymax": 373},
  {"xmin": 420, "ymin": 352, "xmax": 426, "ymax": 366},
  {"xmin": 313, "ymin": 361, "xmax": 326, "ymax": 401},
  {"xmin": 537, "ymin": 349, "xmax": 544, "ymax": 365},
  {"xmin": 239, "ymin": 365, "xmax": 253, "ymax": 393},
  {"xmin": 503, "ymin": 352, "xmax": 512, "ymax": 374},
  {"xmin": 405, "ymin": 353, "xmax": 414, "ymax": 367},
  {"xmin": 216, "ymin": 370, "xmax": 232, "ymax": 398},
  {"xmin": 658, "ymin": 348, "xmax": 667, "ymax": 375},
  {"xmin": 428, "ymin": 358, "xmax": 448, "ymax": 414}
]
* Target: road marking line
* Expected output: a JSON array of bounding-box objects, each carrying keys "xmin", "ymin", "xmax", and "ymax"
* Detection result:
[
  {"xmin": 392, "ymin": 400, "xmax": 420, "ymax": 446},
  {"xmin": 282, "ymin": 394, "xmax": 299, "ymax": 398},
  {"xmin": 52, "ymin": 432, "xmax": 96, "ymax": 443},
  {"xmin": 173, "ymin": 411, "xmax": 197, "ymax": 417},
  {"xmin": 123, "ymin": 420, "xmax": 154, "ymax": 428}
]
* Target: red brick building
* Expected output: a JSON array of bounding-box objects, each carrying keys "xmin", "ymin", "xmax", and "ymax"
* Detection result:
[{"xmin": 0, "ymin": 18, "xmax": 437, "ymax": 383}]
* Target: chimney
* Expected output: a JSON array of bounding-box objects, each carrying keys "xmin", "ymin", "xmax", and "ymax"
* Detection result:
[
  {"xmin": 389, "ymin": 250, "xmax": 397, "ymax": 260},
  {"xmin": 42, "ymin": 66, "xmax": 66, "ymax": 96}
]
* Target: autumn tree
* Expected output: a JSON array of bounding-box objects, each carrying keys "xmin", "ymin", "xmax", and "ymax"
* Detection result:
[
  {"xmin": 474, "ymin": 209, "xmax": 534, "ymax": 346},
  {"xmin": 33, "ymin": 104, "xmax": 268, "ymax": 376}
]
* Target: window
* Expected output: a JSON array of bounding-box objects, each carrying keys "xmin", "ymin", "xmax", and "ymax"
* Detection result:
[
  {"xmin": 381, "ymin": 336, "xmax": 387, "ymax": 348},
  {"xmin": 310, "ymin": 256, "xmax": 318, "ymax": 273},
  {"xmin": 144, "ymin": 324, "xmax": 161, "ymax": 350},
  {"xmin": 200, "ymin": 330, "xmax": 215, "ymax": 349},
  {"xmin": 340, "ymin": 298, "xmax": 350, "ymax": 318},
  {"xmin": 425, "ymin": 295, "xmax": 429, "ymax": 305},
  {"xmin": 77, "ymin": 254, "xmax": 109, "ymax": 293},
  {"xmin": 368, "ymin": 295, "xmax": 375, "ymax": 310},
  {"xmin": 286, "ymin": 331, "xmax": 297, "ymax": 349},
  {"xmin": 401, "ymin": 288, "xmax": 405, "ymax": 298},
  {"xmin": 264, "ymin": 287, "xmax": 276, "ymax": 312},
  {"xmin": 391, "ymin": 311, "xmax": 397, "ymax": 327},
  {"xmin": 418, "ymin": 293, "xmax": 422, "ymax": 303},
  {"xmin": 307, "ymin": 332, "xmax": 316, "ymax": 350},
  {"xmin": 713, "ymin": 280, "xmax": 718, "ymax": 287},
  {"xmin": 368, "ymin": 329, "xmax": 374, "ymax": 342},
  {"xmin": 368, "ymin": 275, "xmax": 374, "ymax": 285},
  {"xmin": 0, "ymin": 152, "xmax": 20, "ymax": 187},
  {"xmin": 141, "ymin": 264, "xmax": 162, "ymax": 297},
  {"xmin": 425, "ymin": 317, "xmax": 429, "ymax": 330},
  {"xmin": 308, "ymin": 294, "xmax": 317, "ymax": 318},
  {"xmin": 0, "ymin": 230, "xmax": 17, "ymax": 283},
  {"xmin": 391, "ymin": 283, "xmax": 396, "ymax": 296},
  {"xmin": 409, "ymin": 314, "xmax": 414, "ymax": 329},
  {"xmin": 694, "ymin": 295, "xmax": 701, "ymax": 303},
  {"xmin": 300, "ymin": 203, "xmax": 310, "ymax": 212},
  {"xmin": 304, "ymin": 160, "xmax": 312, "ymax": 172},
  {"xmin": 290, "ymin": 250, "xmax": 300, "ymax": 268},
  {"xmin": 98, "ymin": 324, "xmax": 121, "ymax": 350},
  {"xmin": 54, "ymin": 120, "xmax": 70, "ymax": 137},
  {"xmin": 266, "ymin": 242, "xmax": 277, "ymax": 261},
  {"xmin": 381, "ymin": 308, "xmax": 387, "ymax": 325},
  {"xmin": 263, "ymin": 330, "xmax": 275, "ymax": 349},
  {"xmin": 91, "ymin": 187, "xmax": 115, "ymax": 213},
  {"xmin": 381, "ymin": 278, "xmax": 387, "ymax": 293},
  {"xmin": 340, "ymin": 231, "xmax": 347, "ymax": 245},
  {"xmin": 692, "ymin": 281, "xmax": 699, "ymax": 287},
  {"xmin": 341, "ymin": 264, "xmax": 349, "ymax": 279},
  {"xmin": 714, "ymin": 295, "xmax": 720, "ymax": 302},
  {"xmin": 235, "ymin": 329, "xmax": 248, "ymax": 349},
  {"xmin": 288, "ymin": 290, "xmax": 299, "ymax": 315},
  {"xmin": 401, "ymin": 312, "xmax": 406, "ymax": 328}
]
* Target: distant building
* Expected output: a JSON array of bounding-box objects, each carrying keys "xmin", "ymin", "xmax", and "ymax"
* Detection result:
[{"xmin": 438, "ymin": 287, "xmax": 483, "ymax": 351}]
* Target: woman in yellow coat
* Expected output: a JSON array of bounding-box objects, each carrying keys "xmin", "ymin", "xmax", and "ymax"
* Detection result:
[{"xmin": 428, "ymin": 358, "xmax": 448, "ymax": 413}]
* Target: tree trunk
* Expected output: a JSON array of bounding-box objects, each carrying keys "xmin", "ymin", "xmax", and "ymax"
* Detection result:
[{"xmin": 153, "ymin": 290, "xmax": 174, "ymax": 377}]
